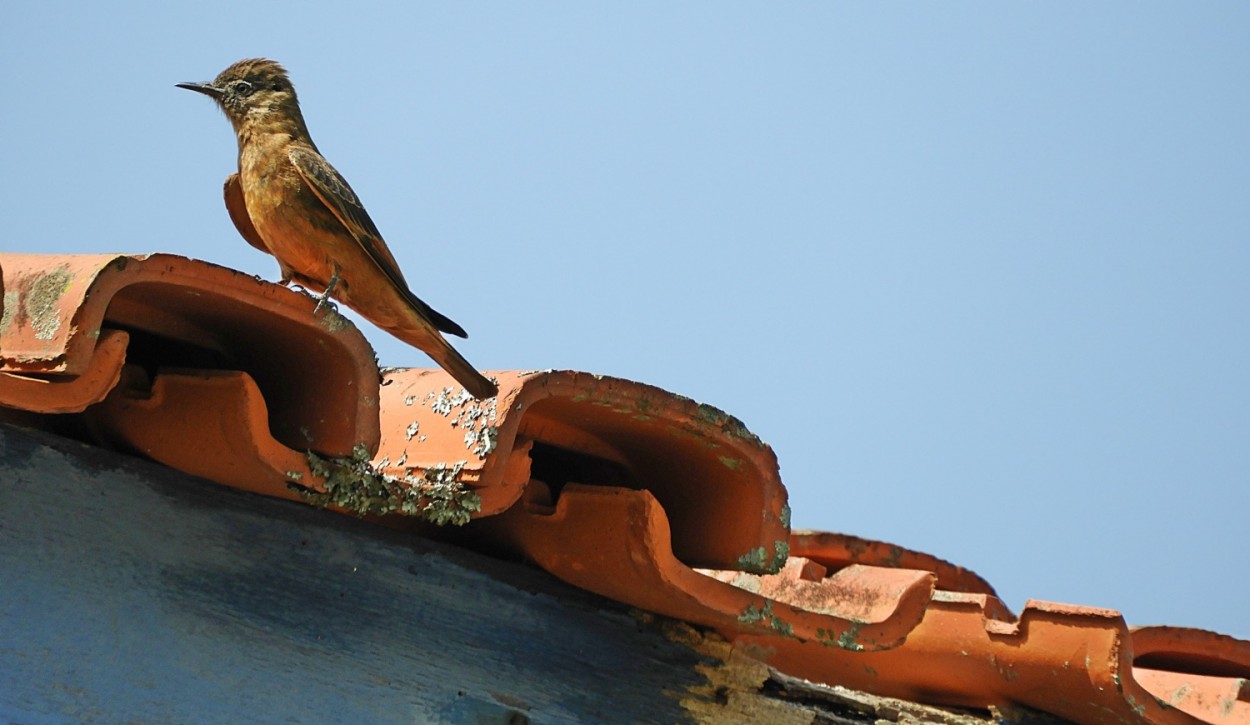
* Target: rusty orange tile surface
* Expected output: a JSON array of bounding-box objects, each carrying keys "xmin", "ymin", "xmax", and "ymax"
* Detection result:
[
  {"xmin": 751, "ymin": 533, "xmax": 1250, "ymax": 723},
  {"xmin": 376, "ymin": 368, "xmax": 789, "ymax": 571},
  {"xmin": 1131, "ymin": 626, "xmax": 1250, "ymax": 724},
  {"xmin": 791, "ymin": 530, "xmax": 1000, "ymax": 599},
  {"xmin": 725, "ymin": 582, "xmax": 1248, "ymax": 724},
  {"xmin": 4, "ymin": 252, "xmax": 1247, "ymax": 724},
  {"xmin": 85, "ymin": 368, "xmax": 318, "ymax": 501},
  {"xmin": 0, "ymin": 330, "xmax": 128, "ymax": 413},
  {"xmin": 0, "ymin": 253, "xmax": 379, "ymax": 456},
  {"xmin": 470, "ymin": 483, "xmax": 931, "ymax": 651}
]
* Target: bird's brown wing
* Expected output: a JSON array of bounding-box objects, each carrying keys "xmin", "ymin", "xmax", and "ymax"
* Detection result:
[
  {"xmin": 286, "ymin": 147, "xmax": 405, "ymax": 282},
  {"xmin": 286, "ymin": 146, "xmax": 468, "ymax": 338},
  {"xmin": 223, "ymin": 173, "xmax": 270, "ymax": 254}
]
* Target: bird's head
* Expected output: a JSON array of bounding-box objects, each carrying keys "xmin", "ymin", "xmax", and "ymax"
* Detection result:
[{"xmin": 178, "ymin": 58, "xmax": 303, "ymax": 134}]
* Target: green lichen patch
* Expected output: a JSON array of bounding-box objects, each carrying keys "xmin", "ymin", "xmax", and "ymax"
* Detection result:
[
  {"xmin": 466, "ymin": 425, "xmax": 498, "ymax": 457},
  {"xmin": 315, "ymin": 304, "xmax": 352, "ymax": 333},
  {"xmin": 427, "ymin": 386, "xmax": 474, "ymax": 415},
  {"xmin": 24, "ymin": 266, "xmax": 73, "ymax": 341},
  {"xmin": 736, "ymin": 540, "xmax": 787, "ymax": 575},
  {"xmin": 692, "ymin": 403, "xmax": 767, "ymax": 449},
  {"xmin": 0, "ymin": 290, "xmax": 18, "ymax": 336},
  {"xmin": 816, "ymin": 623, "xmax": 865, "ymax": 651},
  {"xmin": 739, "ymin": 601, "xmax": 794, "ymax": 637},
  {"xmin": 737, "ymin": 546, "xmax": 770, "ymax": 573},
  {"xmin": 290, "ymin": 445, "xmax": 481, "ymax": 526},
  {"xmin": 773, "ymin": 539, "xmax": 790, "ymax": 568},
  {"xmin": 409, "ymin": 386, "xmax": 499, "ymax": 458},
  {"xmin": 408, "ymin": 462, "xmax": 484, "ymax": 526},
  {"xmin": 449, "ymin": 394, "xmax": 498, "ymax": 459}
]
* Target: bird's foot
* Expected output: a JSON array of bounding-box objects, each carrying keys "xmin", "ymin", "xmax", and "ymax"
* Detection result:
[
  {"xmin": 312, "ymin": 266, "xmax": 342, "ymax": 317},
  {"xmin": 276, "ymin": 275, "xmax": 312, "ymax": 295},
  {"xmin": 312, "ymin": 290, "xmax": 334, "ymax": 316}
]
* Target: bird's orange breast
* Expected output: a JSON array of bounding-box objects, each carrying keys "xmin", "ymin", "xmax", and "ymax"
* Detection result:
[
  {"xmin": 238, "ymin": 144, "xmax": 343, "ymax": 287},
  {"xmin": 235, "ymin": 140, "xmax": 423, "ymax": 334}
]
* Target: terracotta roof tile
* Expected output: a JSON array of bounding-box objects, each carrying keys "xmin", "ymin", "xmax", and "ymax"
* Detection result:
[
  {"xmin": 374, "ymin": 368, "xmax": 788, "ymax": 568},
  {"xmin": 722, "ymin": 543, "xmax": 1250, "ymax": 724},
  {"xmin": 1131, "ymin": 626, "xmax": 1250, "ymax": 723},
  {"xmin": 467, "ymin": 482, "xmax": 929, "ymax": 649},
  {"xmin": 792, "ymin": 530, "xmax": 1000, "ymax": 599},
  {"xmin": 0, "ymin": 253, "xmax": 379, "ymax": 458},
  {"xmin": 0, "ymin": 329, "xmax": 128, "ymax": 413},
  {"xmin": 3, "ymin": 251, "xmax": 1247, "ymax": 724},
  {"xmin": 85, "ymin": 368, "xmax": 327, "ymax": 500}
]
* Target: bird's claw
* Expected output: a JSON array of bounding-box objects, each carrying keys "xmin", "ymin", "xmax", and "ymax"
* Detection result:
[
  {"xmin": 313, "ymin": 292, "xmax": 333, "ymax": 316},
  {"xmin": 312, "ymin": 266, "xmax": 342, "ymax": 317}
]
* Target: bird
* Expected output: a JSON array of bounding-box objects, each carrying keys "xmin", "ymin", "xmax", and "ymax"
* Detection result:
[{"xmin": 177, "ymin": 58, "xmax": 497, "ymax": 399}]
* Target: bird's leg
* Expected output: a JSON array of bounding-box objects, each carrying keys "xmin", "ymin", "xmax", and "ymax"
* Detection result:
[
  {"xmin": 278, "ymin": 265, "xmax": 311, "ymax": 295},
  {"xmin": 313, "ymin": 265, "xmax": 342, "ymax": 315}
]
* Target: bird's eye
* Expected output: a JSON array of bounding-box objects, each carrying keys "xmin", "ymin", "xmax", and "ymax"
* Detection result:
[{"xmin": 234, "ymin": 81, "xmax": 254, "ymax": 97}]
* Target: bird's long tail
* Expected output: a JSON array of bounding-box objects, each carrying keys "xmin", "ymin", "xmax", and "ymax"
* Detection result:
[{"xmin": 386, "ymin": 323, "xmax": 498, "ymax": 399}]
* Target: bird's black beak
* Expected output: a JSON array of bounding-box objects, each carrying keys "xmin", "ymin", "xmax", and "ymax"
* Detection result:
[{"xmin": 176, "ymin": 81, "xmax": 225, "ymax": 98}]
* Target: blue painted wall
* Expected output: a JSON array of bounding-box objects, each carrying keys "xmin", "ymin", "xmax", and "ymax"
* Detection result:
[{"xmin": 0, "ymin": 425, "xmax": 711, "ymax": 724}]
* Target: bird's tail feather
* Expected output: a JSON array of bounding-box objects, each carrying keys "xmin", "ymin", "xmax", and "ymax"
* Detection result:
[
  {"xmin": 388, "ymin": 323, "xmax": 497, "ymax": 399},
  {"xmin": 405, "ymin": 291, "xmax": 467, "ymax": 339},
  {"xmin": 431, "ymin": 341, "xmax": 498, "ymax": 400}
]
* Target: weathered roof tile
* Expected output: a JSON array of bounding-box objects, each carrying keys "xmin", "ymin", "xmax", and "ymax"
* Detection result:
[
  {"xmin": 3, "ymin": 251, "xmax": 1246, "ymax": 724},
  {"xmin": 376, "ymin": 368, "xmax": 788, "ymax": 570},
  {"xmin": 0, "ymin": 253, "xmax": 379, "ymax": 455}
]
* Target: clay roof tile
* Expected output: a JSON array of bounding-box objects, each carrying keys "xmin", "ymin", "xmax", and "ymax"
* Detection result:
[{"xmin": 3, "ymin": 251, "xmax": 1246, "ymax": 724}]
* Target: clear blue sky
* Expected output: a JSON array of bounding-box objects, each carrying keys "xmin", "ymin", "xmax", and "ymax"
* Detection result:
[{"xmin": 3, "ymin": 4, "xmax": 1246, "ymax": 638}]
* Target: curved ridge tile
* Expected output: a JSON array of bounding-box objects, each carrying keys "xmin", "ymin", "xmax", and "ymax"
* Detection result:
[
  {"xmin": 0, "ymin": 330, "xmax": 128, "ymax": 413},
  {"xmin": 791, "ymin": 531, "xmax": 1001, "ymax": 600},
  {"xmin": 376, "ymin": 368, "xmax": 788, "ymax": 571},
  {"xmin": 732, "ymin": 593, "xmax": 1216, "ymax": 724},
  {"xmin": 473, "ymin": 484, "xmax": 931, "ymax": 650},
  {"xmin": 1131, "ymin": 626, "xmax": 1250, "ymax": 724},
  {"xmin": 86, "ymin": 369, "xmax": 317, "ymax": 500},
  {"xmin": 0, "ymin": 253, "xmax": 379, "ymax": 455}
]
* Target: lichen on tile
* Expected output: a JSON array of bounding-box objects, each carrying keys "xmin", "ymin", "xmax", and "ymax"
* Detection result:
[{"xmin": 291, "ymin": 445, "xmax": 480, "ymax": 525}]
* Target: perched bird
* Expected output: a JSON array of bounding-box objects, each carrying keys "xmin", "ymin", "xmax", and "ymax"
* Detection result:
[{"xmin": 178, "ymin": 58, "xmax": 497, "ymax": 399}]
